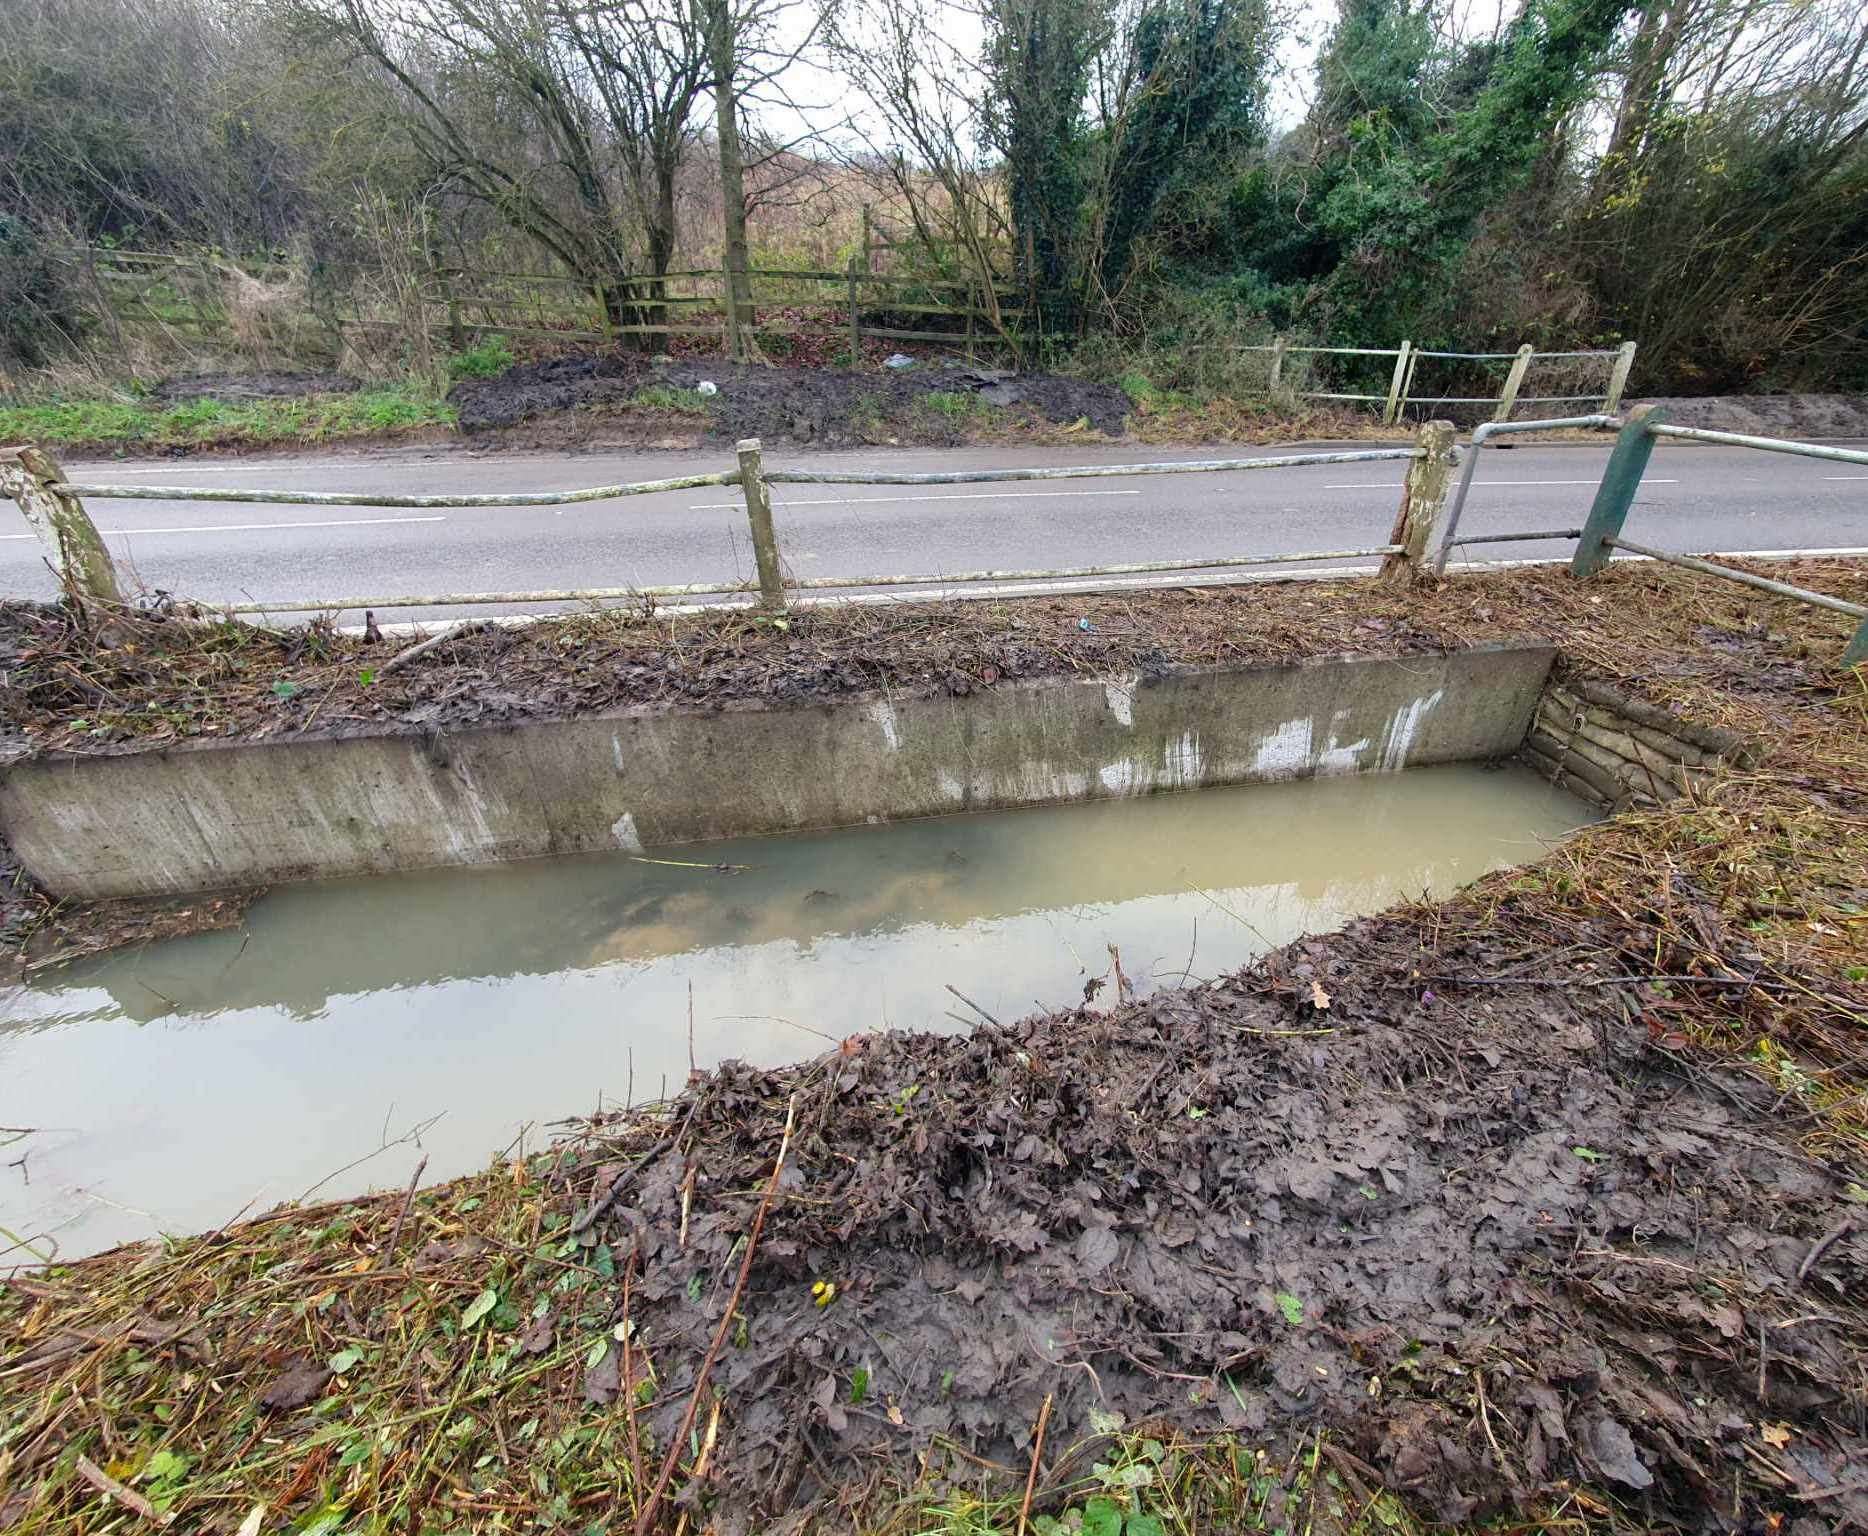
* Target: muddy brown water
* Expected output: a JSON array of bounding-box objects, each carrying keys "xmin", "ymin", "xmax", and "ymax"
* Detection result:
[{"xmin": 0, "ymin": 764, "xmax": 1592, "ymax": 1262}]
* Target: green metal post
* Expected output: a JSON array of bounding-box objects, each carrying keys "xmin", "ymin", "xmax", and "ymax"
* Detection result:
[
  {"xmin": 1571, "ymin": 404, "xmax": 1664, "ymax": 579},
  {"xmin": 1845, "ymin": 619, "xmax": 1868, "ymax": 670}
]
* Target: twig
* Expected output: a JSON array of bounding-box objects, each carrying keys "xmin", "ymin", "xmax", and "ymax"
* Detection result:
[
  {"xmin": 75, "ymin": 1454, "xmax": 173, "ymax": 1526},
  {"xmin": 1474, "ymin": 1369, "xmax": 1504, "ymax": 1470},
  {"xmin": 381, "ymin": 1155, "xmax": 428, "ymax": 1266},
  {"xmin": 944, "ymin": 984, "xmax": 1001, "ymax": 1027},
  {"xmin": 379, "ymin": 620, "xmax": 494, "ymax": 676},
  {"xmin": 1422, "ymin": 971, "xmax": 1789, "ymax": 991},
  {"xmin": 1016, "ymin": 1392, "xmax": 1054, "ymax": 1536},
  {"xmin": 673, "ymin": 1397, "xmax": 724, "ymax": 1536},
  {"xmin": 570, "ymin": 1145, "xmax": 659, "ymax": 1235},
  {"xmin": 620, "ymin": 1248, "xmax": 644, "ymax": 1495},
  {"xmin": 633, "ymin": 1093, "xmax": 798, "ymax": 1536},
  {"xmin": 1797, "ymin": 1216, "xmax": 1857, "ymax": 1285}
]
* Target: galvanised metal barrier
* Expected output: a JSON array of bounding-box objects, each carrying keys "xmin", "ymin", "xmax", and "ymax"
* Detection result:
[
  {"xmin": 1431, "ymin": 414, "xmax": 1622, "ymax": 573},
  {"xmin": 1569, "ymin": 406, "xmax": 1868, "ymax": 667},
  {"xmin": 1233, "ymin": 339, "xmax": 1635, "ymax": 424},
  {"xmin": 6, "ymin": 413, "xmax": 1864, "ymax": 667},
  {"xmin": 0, "ymin": 438, "xmax": 1434, "ymax": 619}
]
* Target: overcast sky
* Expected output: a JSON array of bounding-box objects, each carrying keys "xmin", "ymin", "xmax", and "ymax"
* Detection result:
[{"xmin": 763, "ymin": 0, "xmax": 1520, "ymax": 149}]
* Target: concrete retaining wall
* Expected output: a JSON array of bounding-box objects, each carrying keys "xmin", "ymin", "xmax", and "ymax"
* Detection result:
[
  {"xmin": 1524, "ymin": 678, "xmax": 1757, "ymax": 808},
  {"xmin": 0, "ymin": 644, "xmax": 1555, "ymax": 898}
]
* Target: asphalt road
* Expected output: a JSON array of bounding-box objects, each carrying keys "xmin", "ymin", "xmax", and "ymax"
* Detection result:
[{"xmin": 6, "ymin": 438, "xmax": 1866, "ymax": 625}]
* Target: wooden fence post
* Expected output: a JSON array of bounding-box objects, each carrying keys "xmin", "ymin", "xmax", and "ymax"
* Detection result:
[
  {"xmin": 737, "ymin": 438, "xmax": 785, "ymax": 610},
  {"xmin": 1382, "ymin": 342, "xmax": 1413, "ymax": 425},
  {"xmin": 846, "ymin": 255, "xmax": 861, "ymax": 364},
  {"xmin": 1268, "ymin": 335, "xmax": 1287, "ymax": 396},
  {"xmin": 0, "ymin": 446, "xmax": 123, "ymax": 606},
  {"xmin": 1494, "ymin": 344, "xmax": 1533, "ymax": 422},
  {"xmin": 1572, "ymin": 405, "xmax": 1664, "ymax": 579},
  {"xmin": 1380, "ymin": 421, "xmax": 1456, "ymax": 584},
  {"xmin": 861, "ymin": 205, "xmax": 873, "ymax": 273},
  {"xmin": 1603, "ymin": 341, "xmax": 1638, "ymax": 413}
]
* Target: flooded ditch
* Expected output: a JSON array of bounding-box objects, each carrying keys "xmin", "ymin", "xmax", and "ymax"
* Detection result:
[{"xmin": 1, "ymin": 763, "xmax": 1593, "ymax": 1262}]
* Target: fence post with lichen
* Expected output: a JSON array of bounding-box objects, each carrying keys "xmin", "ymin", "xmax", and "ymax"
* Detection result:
[
  {"xmin": 1380, "ymin": 421, "xmax": 1457, "ymax": 585},
  {"xmin": 0, "ymin": 445, "xmax": 122, "ymax": 606},
  {"xmin": 736, "ymin": 438, "xmax": 786, "ymax": 611},
  {"xmin": 1494, "ymin": 344, "xmax": 1534, "ymax": 422}
]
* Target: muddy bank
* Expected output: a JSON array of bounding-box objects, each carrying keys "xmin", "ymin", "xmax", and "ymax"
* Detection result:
[
  {"xmin": 1630, "ymin": 392, "xmax": 1868, "ymax": 438},
  {"xmin": 3, "ymin": 901, "xmax": 1862, "ymax": 1532},
  {"xmin": 447, "ymin": 352, "xmax": 1133, "ymax": 443},
  {"xmin": 554, "ymin": 909, "xmax": 1867, "ymax": 1529},
  {"xmin": 0, "ymin": 590, "xmax": 1466, "ymax": 759},
  {"xmin": 8, "ymin": 558, "xmax": 1868, "ymax": 762}
]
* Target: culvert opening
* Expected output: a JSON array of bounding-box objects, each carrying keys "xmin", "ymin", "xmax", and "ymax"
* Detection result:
[{"xmin": 5, "ymin": 762, "xmax": 1597, "ymax": 1258}]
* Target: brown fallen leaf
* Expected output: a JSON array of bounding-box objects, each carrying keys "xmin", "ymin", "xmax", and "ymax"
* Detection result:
[
  {"xmin": 1310, "ymin": 979, "xmax": 1332, "ymax": 1011},
  {"xmin": 1760, "ymin": 1422, "xmax": 1793, "ymax": 1449},
  {"xmin": 257, "ymin": 1359, "xmax": 332, "ymax": 1413}
]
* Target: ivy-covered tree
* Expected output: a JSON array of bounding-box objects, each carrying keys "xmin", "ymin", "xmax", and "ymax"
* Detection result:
[
  {"xmin": 983, "ymin": 0, "xmax": 1107, "ymax": 334},
  {"xmin": 1084, "ymin": 0, "xmax": 1276, "ymax": 317}
]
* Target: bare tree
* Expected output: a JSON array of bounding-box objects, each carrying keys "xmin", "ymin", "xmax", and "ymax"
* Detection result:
[
  {"xmin": 702, "ymin": 0, "xmax": 826, "ymax": 359},
  {"xmin": 292, "ymin": 0, "xmax": 712, "ymax": 333},
  {"xmin": 822, "ymin": 0, "xmax": 1018, "ymax": 336}
]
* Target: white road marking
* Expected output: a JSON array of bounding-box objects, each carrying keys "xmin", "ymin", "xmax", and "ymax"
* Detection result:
[
  {"xmin": 0, "ymin": 515, "xmax": 447, "ymax": 540},
  {"xmin": 688, "ymin": 489, "xmax": 1145, "ymax": 509},
  {"xmin": 67, "ymin": 462, "xmax": 314, "ymax": 476},
  {"xmin": 1322, "ymin": 479, "xmax": 1679, "ymax": 489},
  {"xmin": 1822, "ymin": 475, "xmax": 1868, "ymax": 481}
]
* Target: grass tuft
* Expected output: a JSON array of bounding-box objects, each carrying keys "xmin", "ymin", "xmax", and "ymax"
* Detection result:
[{"xmin": 0, "ymin": 388, "xmax": 456, "ymax": 451}]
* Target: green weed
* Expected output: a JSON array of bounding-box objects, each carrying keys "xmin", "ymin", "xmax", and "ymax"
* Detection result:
[
  {"xmin": 917, "ymin": 389, "xmax": 988, "ymax": 425},
  {"xmin": 0, "ymin": 388, "xmax": 456, "ymax": 450},
  {"xmin": 631, "ymin": 384, "xmax": 714, "ymax": 415},
  {"xmin": 446, "ymin": 334, "xmax": 515, "ymax": 379}
]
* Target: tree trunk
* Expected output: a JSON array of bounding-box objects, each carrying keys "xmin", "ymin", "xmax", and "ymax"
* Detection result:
[{"xmin": 708, "ymin": 0, "xmax": 755, "ymax": 361}]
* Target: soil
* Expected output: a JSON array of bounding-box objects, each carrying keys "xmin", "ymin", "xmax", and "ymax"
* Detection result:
[
  {"xmin": 1630, "ymin": 393, "xmax": 1868, "ymax": 438},
  {"xmin": 149, "ymin": 370, "xmax": 360, "ymax": 403},
  {"xmin": 555, "ymin": 906, "xmax": 1867, "ymax": 1530},
  {"xmin": 448, "ymin": 353, "xmax": 1134, "ymax": 443},
  {"xmin": 8, "ymin": 558, "xmax": 1868, "ymax": 763},
  {"xmin": 0, "ymin": 590, "xmax": 1479, "ymax": 760},
  {"xmin": 117, "ymin": 362, "xmax": 1867, "ymax": 461}
]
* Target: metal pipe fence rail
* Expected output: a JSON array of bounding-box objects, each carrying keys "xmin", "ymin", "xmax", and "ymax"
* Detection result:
[
  {"xmin": 0, "ymin": 440, "xmax": 1435, "ymax": 621},
  {"xmin": 1568, "ymin": 407, "xmax": 1868, "ymax": 667},
  {"xmin": 7, "ymin": 414, "xmax": 1867, "ymax": 669},
  {"xmin": 46, "ymin": 472, "xmax": 742, "ymax": 509},
  {"xmin": 1233, "ymin": 339, "xmax": 1636, "ymax": 425},
  {"xmin": 1432, "ymin": 414, "xmax": 1622, "ymax": 573}
]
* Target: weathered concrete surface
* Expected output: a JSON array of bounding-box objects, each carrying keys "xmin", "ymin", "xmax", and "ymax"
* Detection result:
[{"xmin": 0, "ymin": 645, "xmax": 1555, "ymax": 898}]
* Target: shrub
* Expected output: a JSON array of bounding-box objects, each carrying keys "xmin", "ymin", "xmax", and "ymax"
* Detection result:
[{"xmin": 0, "ymin": 217, "xmax": 81, "ymax": 370}]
